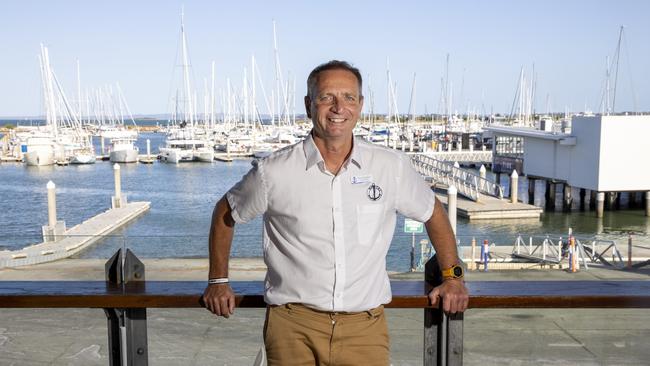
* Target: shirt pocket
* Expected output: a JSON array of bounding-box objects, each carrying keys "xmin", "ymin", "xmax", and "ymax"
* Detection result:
[{"xmin": 356, "ymin": 204, "xmax": 385, "ymax": 247}]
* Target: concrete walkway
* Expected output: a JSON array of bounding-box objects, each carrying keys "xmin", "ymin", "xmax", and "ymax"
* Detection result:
[{"xmin": 0, "ymin": 259, "xmax": 649, "ymax": 365}]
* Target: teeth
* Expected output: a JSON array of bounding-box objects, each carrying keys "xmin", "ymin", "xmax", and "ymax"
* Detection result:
[{"xmin": 329, "ymin": 118, "xmax": 345, "ymax": 123}]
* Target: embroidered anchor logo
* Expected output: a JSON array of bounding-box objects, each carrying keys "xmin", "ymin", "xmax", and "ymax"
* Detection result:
[{"xmin": 367, "ymin": 183, "xmax": 383, "ymax": 201}]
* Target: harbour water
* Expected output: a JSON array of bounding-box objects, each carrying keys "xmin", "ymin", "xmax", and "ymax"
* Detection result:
[{"xmin": 1, "ymin": 132, "xmax": 649, "ymax": 272}]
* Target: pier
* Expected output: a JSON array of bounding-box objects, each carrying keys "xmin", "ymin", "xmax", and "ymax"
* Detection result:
[
  {"xmin": 0, "ymin": 201, "xmax": 150, "ymax": 268},
  {"xmin": 435, "ymin": 187, "xmax": 543, "ymax": 219}
]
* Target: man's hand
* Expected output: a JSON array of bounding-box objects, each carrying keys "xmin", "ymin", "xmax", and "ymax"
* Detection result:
[
  {"xmin": 428, "ymin": 279, "xmax": 469, "ymax": 314},
  {"xmin": 202, "ymin": 283, "xmax": 236, "ymax": 318}
]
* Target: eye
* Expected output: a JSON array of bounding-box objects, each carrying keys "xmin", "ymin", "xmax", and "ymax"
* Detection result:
[
  {"xmin": 344, "ymin": 94, "xmax": 357, "ymax": 102},
  {"xmin": 318, "ymin": 95, "xmax": 334, "ymax": 103}
]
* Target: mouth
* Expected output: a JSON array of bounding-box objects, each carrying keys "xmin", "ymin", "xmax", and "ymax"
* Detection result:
[{"xmin": 328, "ymin": 117, "xmax": 346, "ymax": 123}]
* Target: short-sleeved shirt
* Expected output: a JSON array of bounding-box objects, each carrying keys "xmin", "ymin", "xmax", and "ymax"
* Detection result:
[{"xmin": 227, "ymin": 133, "xmax": 435, "ymax": 312}]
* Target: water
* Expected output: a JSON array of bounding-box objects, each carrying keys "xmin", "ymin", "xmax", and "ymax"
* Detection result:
[{"xmin": 1, "ymin": 132, "xmax": 649, "ymax": 272}]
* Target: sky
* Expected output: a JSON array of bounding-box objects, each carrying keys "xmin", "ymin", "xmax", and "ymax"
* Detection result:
[{"xmin": 0, "ymin": 0, "xmax": 648, "ymax": 118}]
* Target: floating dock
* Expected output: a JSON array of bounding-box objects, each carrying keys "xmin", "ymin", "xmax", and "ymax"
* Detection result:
[
  {"xmin": 0, "ymin": 201, "xmax": 150, "ymax": 268},
  {"xmin": 435, "ymin": 186, "xmax": 543, "ymax": 220}
]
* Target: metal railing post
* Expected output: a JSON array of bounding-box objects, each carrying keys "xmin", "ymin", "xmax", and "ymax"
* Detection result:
[
  {"xmin": 424, "ymin": 255, "xmax": 464, "ymax": 366},
  {"xmin": 104, "ymin": 248, "xmax": 149, "ymax": 366}
]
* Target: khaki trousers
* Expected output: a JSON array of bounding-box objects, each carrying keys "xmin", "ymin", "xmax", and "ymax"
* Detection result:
[{"xmin": 264, "ymin": 303, "xmax": 389, "ymax": 366}]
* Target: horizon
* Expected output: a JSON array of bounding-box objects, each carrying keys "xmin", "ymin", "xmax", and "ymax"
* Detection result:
[{"xmin": 1, "ymin": 0, "xmax": 648, "ymax": 117}]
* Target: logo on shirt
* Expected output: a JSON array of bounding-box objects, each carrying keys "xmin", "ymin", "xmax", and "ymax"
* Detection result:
[{"xmin": 367, "ymin": 183, "xmax": 383, "ymax": 201}]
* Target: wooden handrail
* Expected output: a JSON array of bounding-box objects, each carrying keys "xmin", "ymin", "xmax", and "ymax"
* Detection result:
[{"xmin": 1, "ymin": 280, "xmax": 649, "ymax": 309}]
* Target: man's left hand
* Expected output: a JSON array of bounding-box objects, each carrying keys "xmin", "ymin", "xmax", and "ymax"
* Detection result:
[{"xmin": 428, "ymin": 279, "xmax": 469, "ymax": 314}]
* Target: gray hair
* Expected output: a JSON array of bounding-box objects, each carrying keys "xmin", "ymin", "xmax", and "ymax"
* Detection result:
[{"xmin": 306, "ymin": 60, "xmax": 363, "ymax": 98}]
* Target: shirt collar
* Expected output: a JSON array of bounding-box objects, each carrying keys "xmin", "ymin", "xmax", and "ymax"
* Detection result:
[{"xmin": 303, "ymin": 132, "xmax": 363, "ymax": 171}]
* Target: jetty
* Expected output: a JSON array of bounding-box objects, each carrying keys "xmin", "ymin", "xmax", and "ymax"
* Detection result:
[
  {"xmin": 0, "ymin": 202, "xmax": 149, "ymax": 268},
  {"xmin": 0, "ymin": 163, "xmax": 150, "ymax": 268},
  {"xmin": 435, "ymin": 186, "xmax": 543, "ymax": 219}
]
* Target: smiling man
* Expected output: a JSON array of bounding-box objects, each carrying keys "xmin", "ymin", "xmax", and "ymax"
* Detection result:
[{"xmin": 203, "ymin": 60, "xmax": 468, "ymax": 365}]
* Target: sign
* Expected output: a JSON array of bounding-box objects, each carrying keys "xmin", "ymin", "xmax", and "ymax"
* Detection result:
[{"xmin": 404, "ymin": 219, "xmax": 424, "ymax": 234}]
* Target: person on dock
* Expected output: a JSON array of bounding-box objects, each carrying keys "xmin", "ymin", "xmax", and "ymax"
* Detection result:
[{"xmin": 203, "ymin": 60, "xmax": 468, "ymax": 365}]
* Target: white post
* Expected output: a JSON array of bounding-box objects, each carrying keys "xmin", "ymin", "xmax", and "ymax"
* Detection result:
[
  {"xmin": 448, "ymin": 185, "xmax": 457, "ymax": 236},
  {"xmin": 479, "ymin": 164, "xmax": 486, "ymax": 180},
  {"xmin": 113, "ymin": 163, "xmax": 122, "ymax": 208},
  {"xmin": 401, "ymin": 140, "xmax": 406, "ymax": 151},
  {"xmin": 597, "ymin": 192, "xmax": 605, "ymax": 218},
  {"xmin": 469, "ymin": 143, "xmax": 474, "ymax": 152},
  {"xmin": 510, "ymin": 170, "xmax": 519, "ymax": 203},
  {"xmin": 645, "ymin": 191, "xmax": 650, "ymax": 217},
  {"xmin": 438, "ymin": 144, "xmax": 443, "ymax": 152},
  {"xmin": 146, "ymin": 139, "xmax": 151, "ymax": 157},
  {"xmin": 100, "ymin": 137, "xmax": 105, "ymax": 155},
  {"xmin": 457, "ymin": 142, "xmax": 462, "ymax": 152},
  {"xmin": 47, "ymin": 181, "xmax": 57, "ymax": 227},
  {"xmin": 447, "ymin": 143, "xmax": 452, "ymax": 152},
  {"xmin": 409, "ymin": 140, "xmax": 414, "ymax": 151}
]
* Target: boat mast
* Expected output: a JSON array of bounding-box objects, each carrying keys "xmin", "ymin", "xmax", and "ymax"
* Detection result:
[{"xmin": 180, "ymin": 7, "xmax": 194, "ymax": 127}]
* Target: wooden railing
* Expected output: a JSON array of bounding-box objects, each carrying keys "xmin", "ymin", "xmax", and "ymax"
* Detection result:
[{"xmin": 1, "ymin": 250, "xmax": 649, "ymax": 365}]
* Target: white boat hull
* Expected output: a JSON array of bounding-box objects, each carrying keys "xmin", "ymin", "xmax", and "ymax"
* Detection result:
[
  {"xmin": 70, "ymin": 153, "xmax": 96, "ymax": 164},
  {"xmin": 24, "ymin": 150, "xmax": 54, "ymax": 166},
  {"xmin": 110, "ymin": 149, "xmax": 139, "ymax": 163}
]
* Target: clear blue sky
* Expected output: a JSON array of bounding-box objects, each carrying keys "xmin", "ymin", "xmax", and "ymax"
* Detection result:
[{"xmin": 1, "ymin": 0, "xmax": 648, "ymax": 117}]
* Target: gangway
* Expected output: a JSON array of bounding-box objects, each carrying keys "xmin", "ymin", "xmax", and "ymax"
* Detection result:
[
  {"xmin": 421, "ymin": 150, "xmax": 492, "ymax": 165},
  {"xmin": 410, "ymin": 154, "xmax": 504, "ymax": 202},
  {"xmin": 511, "ymin": 235, "xmax": 626, "ymax": 270}
]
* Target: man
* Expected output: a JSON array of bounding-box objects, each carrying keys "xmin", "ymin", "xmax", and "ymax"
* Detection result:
[{"xmin": 203, "ymin": 60, "xmax": 468, "ymax": 365}]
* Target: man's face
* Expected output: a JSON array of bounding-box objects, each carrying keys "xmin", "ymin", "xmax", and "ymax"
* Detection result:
[{"xmin": 305, "ymin": 69, "xmax": 364, "ymax": 141}]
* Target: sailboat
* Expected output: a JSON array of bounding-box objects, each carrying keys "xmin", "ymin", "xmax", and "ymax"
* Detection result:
[{"xmin": 160, "ymin": 8, "xmax": 213, "ymax": 164}]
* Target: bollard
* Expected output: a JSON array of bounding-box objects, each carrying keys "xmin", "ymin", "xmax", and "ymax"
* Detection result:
[
  {"xmin": 569, "ymin": 236, "xmax": 577, "ymax": 273},
  {"xmin": 448, "ymin": 185, "xmax": 457, "ymax": 236},
  {"xmin": 510, "ymin": 170, "xmax": 518, "ymax": 203},
  {"xmin": 481, "ymin": 239, "xmax": 489, "ymax": 272},
  {"xmin": 113, "ymin": 163, "xmax": 122, "ymax": 209},
  {"xmin": 479, "ymin": 164, "xmax": 486, "ymax": 180},
  {"xmin": 46, "ymin": 181, "xmax": 57, "ymax": 228},
  {"xmin": 146, "ymin": 139, "xmax": 151, "ymax": 158},
  {"xmin": 627, "ymin": 234, "xmax": 633, "ymax": 269},
  {"xmin": 471, "ymin": 237, "xmax": 476, "ymax": 271}
]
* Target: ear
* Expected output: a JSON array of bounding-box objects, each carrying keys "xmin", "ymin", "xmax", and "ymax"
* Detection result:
[{"xmin": 304, "ymin": 95, "xmax": 312, "ymax": 119}]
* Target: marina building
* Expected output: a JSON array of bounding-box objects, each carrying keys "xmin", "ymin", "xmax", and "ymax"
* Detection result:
[{"xmin": 484, "ymin": 115, "xmax": 650, "ymax": 217}]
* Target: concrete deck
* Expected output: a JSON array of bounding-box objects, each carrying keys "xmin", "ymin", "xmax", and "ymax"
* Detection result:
[
  {"xmin": 0, "ymin": 258, "xmax": 648, "ymax": 365},
  {"xmin": 0, "ymin": 202, "xmax": 150, "ymax": 268}
]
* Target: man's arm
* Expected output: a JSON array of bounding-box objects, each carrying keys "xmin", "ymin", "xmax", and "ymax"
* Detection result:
[
  {"xmin": 202, "ymin": 195, "xmax": 237, "ymax": 318},
  {"xmin": 425, "ymin": 197, "xmax": 469, "ymax": 314}
]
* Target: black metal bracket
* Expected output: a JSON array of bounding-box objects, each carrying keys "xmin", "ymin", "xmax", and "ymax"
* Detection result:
[
  {"xmin": 424, "ymin": 254, "xmax": 464, "ymax": 366},
  {"xmin": 104, "ymin": 248, "xmax": 149, "ymax": 366}
]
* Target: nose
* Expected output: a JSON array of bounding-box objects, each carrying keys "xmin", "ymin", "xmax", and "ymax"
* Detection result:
[{"xmin": 330, "ymin": 97, "xmax": 344, "ymax": 113}]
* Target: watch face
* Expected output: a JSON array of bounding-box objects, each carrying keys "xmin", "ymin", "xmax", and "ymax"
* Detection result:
[{"xmin": 453, "ymin": 266, "xmax": 463, "ymax": 277}]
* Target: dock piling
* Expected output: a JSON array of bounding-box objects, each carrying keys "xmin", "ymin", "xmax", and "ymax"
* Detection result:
[
  {"xmin": 563, "ymin": 184, "xmax": 573, "ymax": 212},
  {"xmin": 510, "ymin": 170, "xmax": 518, "ymax": 203},
  {"xmin": 579, "ymin": 188, "xmax": 586, "ymax": 211},
  {"xmin": 146, "ymin": 139, "xmax": 151, "ymax": 158},
  {"xmin": 448, "ymin": 185, "xmax": 457, "ymax": 236},
  {"xmin": 41, "ymin": 181, "xmax": 66, "ymax": 242},
  {"xmin": 646, "ymin": 191, "xmax": 650, "ymax": 216},
  {"xmin": 597, "ymin": 192, "xmax": 605, "ymax": 218},
  {"xmin": 47, "ymin": 181, "xmax": 57, "ymax": 228},
  {"xmin": 112, "ymin": 164, "xmax": 124, "ymax": 209},
  {"xmin": 479, "ymin": 165, "xmax": 486, "ymax": 181},
  {"xmin": 528, "ymin": 178, "xmax": 535, "ymax": 205}
]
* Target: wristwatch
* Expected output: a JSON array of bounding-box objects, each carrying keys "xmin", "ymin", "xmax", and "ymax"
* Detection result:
[{"xmin": 441, "ymin": 264, "xmax": 464, "ymax": 280}]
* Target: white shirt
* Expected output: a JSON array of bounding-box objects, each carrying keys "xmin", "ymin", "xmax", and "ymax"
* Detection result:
[{"xmin": 227, "ymin": 133, "xmax": 435, "ymax": 312}]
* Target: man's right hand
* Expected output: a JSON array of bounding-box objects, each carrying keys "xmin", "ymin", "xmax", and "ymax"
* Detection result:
[{"xmin": 202, "ymin": 284, "xmax": 236, "ymax": 318}]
